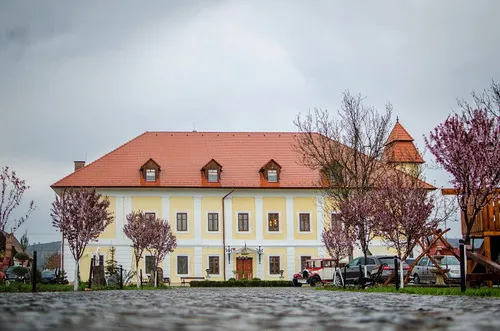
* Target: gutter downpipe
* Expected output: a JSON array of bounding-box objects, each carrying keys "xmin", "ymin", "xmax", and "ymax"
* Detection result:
[{"xmin": 222, "ymin": 189, "xmax": 235, "ymax": 281}]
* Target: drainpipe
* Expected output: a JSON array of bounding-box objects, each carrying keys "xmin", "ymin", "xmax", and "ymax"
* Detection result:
[{"xmin": 222, "ymin": 189, "xmax": 235, "ymax": 281}]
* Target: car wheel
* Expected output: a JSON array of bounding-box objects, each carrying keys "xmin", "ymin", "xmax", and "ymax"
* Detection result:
[
  {"xmin": 413, "ymin": 274, "xmax": 420, "ymax": 284},
  {"xmin": 292, "ymin": 278, "xmax": 302, "ymax": 287},
  {"xmin": 310, "ymin": 276, "xmax": 320, "ymax": 287}
]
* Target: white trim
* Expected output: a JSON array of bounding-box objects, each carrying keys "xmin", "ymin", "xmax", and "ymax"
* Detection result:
[
  {"xmin": 205, "ymin": 211, "xmax": 221, "ymax": 234},
  {"xmin": 175, "ymin": 254, "xmax": 190, "ymax": 276},
  {"xmin": 95, "ymin": 188, "xmax": 323, "ymax": 198},
  {"xmin": 235, "ymin": 211, "xmax": 251, "ymax": 233},
  {"xmin": 267, "ymin": 254, "xmax": 283, "ymax": 278},
  {"xmin": 316, "ymin": 196, "xmax": 325, "ymax": 242},
  {"xmin": 265, "ymin": 211, "xmax": 282, "ymax": 234},
  {"xmin": 175, "ymin": 211, "xmax": 190, "ymax": 233},
  {"xmin": 286, "ymin": 247, "xmax": 295, "ymax": 279},
  {"xmin": 286, "ymin": 196, "xmax": 294, "ymax": 240},
  {"xmin": 194, "ymin": 196, "xmax": 201, "ymax": 244},
  {"xmin": 206, "ymin": 254, "xmax": 222, "ymax": 277},
  {"xmin": 194, "ymin": 247, "xmax": 202, "ymax": 277},
  {"xmin": 297, "ymin": 211, "xmax": 312, "ymax": 234},
  {"xmin": 114, "ymin": 196, "xmax": 124, "ymax": 241},
  {"xmin": 255, "ymin": 196, "xmax": 263, "ymax": 241}
]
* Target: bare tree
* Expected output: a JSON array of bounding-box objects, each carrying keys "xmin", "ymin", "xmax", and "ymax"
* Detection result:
[
  {"xmin": 425, "ymin": 108, "xmax": 500, "ymax": 244},
  {"xmin": 124, "ymin": 210, "xmax": 152, "ymax": 288},
  {"xmin": 458, "ymin": 80, "xmax": 500, "ymax": 118},
  {"xmin": 295, "ymin": 91, "xmax": 393, "ymax": 259},
  {"xmin": 145, "ymin": 218, "xmax": 177, "ymax": 287},
  {"xmin": 0, "ymin": 166, "xmax": 36, "ymax": 232},
  {"xmin": 51, "ymin": 188, "xmax": 114, "ymax": 291}
]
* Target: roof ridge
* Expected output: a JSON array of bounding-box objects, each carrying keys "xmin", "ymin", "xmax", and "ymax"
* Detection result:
[
  {"xmin": 386, "ymin": 121, "xmax": 414, "ymax": 145},
  {"xmin": 50, "ymin": 131, "xmax": 149, "ymax": 188}
]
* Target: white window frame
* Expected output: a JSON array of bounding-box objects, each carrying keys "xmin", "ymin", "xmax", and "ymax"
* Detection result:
[
  {"xmin": 297, "ymin": 211, "xmax": 312, "ymax": 233},
  {"xmin": 206, "ymin": 254, "xmax": 222, "ymax": 276},
  {"xmin": 236, "ymin": 211, "xmax": 251, "ymax": 233},
  {"xmin": 207, "ymin": 169, "xmax": 218, "ymax": 183},
  {"xmin": 145, "ymin": 168, "xmax": 157, "ymax": 182},
  {"xmin": 176, "ymin": 211, "xmax": 189, "ymax": 233},
  {"xmin": 266, "ymin": 211, "xmax": 281, "ymax": 234},
  {"xmin": 144, "ymin": 254, "xmax": 155, "ymax": 276},
  {"xmin": 176, "ymin": 255, "xmax": 189, "ymax": 276},
  {"xmin": 206, "ymin": 212, "xmax": 220, "ymax": 233}
]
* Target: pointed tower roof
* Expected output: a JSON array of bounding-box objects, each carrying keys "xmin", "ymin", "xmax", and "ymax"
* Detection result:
[{"xmin": 383, "ymin": 120, "xmax": 424, "ymax": 164}]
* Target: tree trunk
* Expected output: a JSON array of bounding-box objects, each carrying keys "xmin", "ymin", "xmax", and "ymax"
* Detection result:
[
  {"xmin": 135, "ymin": 260, "xmax": 140, "ymax": 289},
  {"xmin": 74, "ymin": 259, "xmax": 79, "ymax": 292}
]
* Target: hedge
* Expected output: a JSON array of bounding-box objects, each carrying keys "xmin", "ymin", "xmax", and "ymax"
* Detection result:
[{"xmin": 189, "ymin": 280, "xmax": 292, "ymax": 287}]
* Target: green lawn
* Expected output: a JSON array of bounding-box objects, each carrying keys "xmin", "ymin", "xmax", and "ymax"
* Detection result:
[{"xmin": 321, "ymin": 285, "xmax": 500, "ymax": 297}]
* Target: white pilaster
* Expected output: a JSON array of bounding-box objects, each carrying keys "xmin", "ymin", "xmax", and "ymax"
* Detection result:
[
  {"xmin": 194, "ymin": 246, "xmax": 202, "ymax": 277},
  {"xmin": 224, "ymin": 197, "xmax": 233, "ymax": 242},
  {"xmin": 286, "ymin": 196, "xmax": 294, "ymax": 240},
  {"xmin": 287, "ymin": 247, "xmax": 295, "ymax": 279},
  {"xmin": 161, "ymin": 196, "xmax": 170, "ymax": 222},
  {"xmin": 163, "ymin": 256, "xmax": 171, "ymax": 278},
  {"xmin": 115, "ymin": 244, "xmax": 132, "ymax": 273},
  {"xmin": 255, "ymin": 196, "xmax": 263, "ymax": 242},
  {"xmin": 257, "ymin": 254, "xmax": 264, "ymax": 279},
  {"xmin": 124, "ymin": 196, "xmax": 132, "ymax": 217},
  {"xmin": 194, "ymin": 196, "xmax": 202, "ymax": 245},
  {"xmin": 115, "ymin": 196, "xmax": 124, "ymax": 241},
  {"xmin": 316, "ymin": 196, "xmax": 324, "ymax": 242}
]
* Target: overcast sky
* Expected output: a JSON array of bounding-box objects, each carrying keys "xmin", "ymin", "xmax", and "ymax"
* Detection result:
[{"xmin": 1, "ymin": 0, "xmax": 499, "ymax": 243}]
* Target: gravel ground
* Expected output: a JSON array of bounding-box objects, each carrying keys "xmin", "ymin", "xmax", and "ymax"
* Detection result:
[{"xmin": 0, "ymin": 288, "xmax": 499, "ymax": 331}]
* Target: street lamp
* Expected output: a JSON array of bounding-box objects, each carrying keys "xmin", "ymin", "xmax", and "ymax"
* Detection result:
[
  {"xmin": 226, "ymin": 245, "xmax": 232, "ymax": 264},
  {"xmin": 257, "ymin": 246, "xmax": 264, "ymax": 264}
]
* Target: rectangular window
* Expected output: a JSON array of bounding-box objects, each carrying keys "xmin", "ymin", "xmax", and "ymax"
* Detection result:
[
  {"xmin": 268, "ymin": 213, "xmax": 279, "ymax": 232},
  {"xmin": 301, "ymin": 256, "xmax": 311, "ymax": 271},
  {"xmin": 267, "ymin": 169, "xmax": 278, "ymax": 182},
  {"xmin": 145, "ymin": 169, "xmax": 156, "ymax": 182},
  {"xmin": 208, "ymin": 169, "xmax": 218, "ymax": 182},
  {"xmin": 238, "ymin": 213, "xmax": 249, "ymax": 232},
  {"xmin": 177, "ymin": 256, "xmax": 188, "ymax": 275},
  {"xmin": 269, "ymin": 256, "xmax": 280, "ymax": 274},
  {"xmin": 145, "ymin": 256, "xmax": 155, "ymax": 274},
  {"xmin": 208, "ymin": 256, "xmax": 219, "ymax": 274},
  {"xmin": 299, "ymin": 213, "xmax": 310, "ymax": 232},
  {"xmin": 177, "ymin": 213, "xmax": 188, "ymax": 231},
  {"xmin": 145, "ymin": 212, "xmax": 156, "ymax": 220},
  {"xmin": 208, "ymin": 213, "xmax": 219, "ymax": 232}
]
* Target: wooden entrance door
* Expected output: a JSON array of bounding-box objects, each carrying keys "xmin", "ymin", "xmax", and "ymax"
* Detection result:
[{"xmin": 236, "ymin": 257, "xmax": 253, "ymax": 280}]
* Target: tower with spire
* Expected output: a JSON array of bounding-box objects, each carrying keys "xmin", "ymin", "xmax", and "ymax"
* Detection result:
[{"xmin": 382, "ymin": 118, "xmax": 424, "ymax": 176}]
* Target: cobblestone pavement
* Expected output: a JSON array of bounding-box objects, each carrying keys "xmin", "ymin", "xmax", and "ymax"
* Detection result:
[{"xmin": 1, "ymin": 288, "xmax": 499, "ymax": 331}]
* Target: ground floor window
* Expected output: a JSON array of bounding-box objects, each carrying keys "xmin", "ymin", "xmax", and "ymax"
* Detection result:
[
  {"xmin": 208, "ymin": 256, "xmax": 220, "ymax": 274},
  {"xmin": 177, "ymin": 256, "xmax": 188, "ymax": 275},
  {"xmin": 145, "ymin": 256, "xmax": 155, "ymax": 274},
  {"xmin": 269, "ymin": 256, "xmax": 280, "ymax": 274},
  {"xmin": 301, "ymin": 256, "xmax": 311, "ymax": 271}
]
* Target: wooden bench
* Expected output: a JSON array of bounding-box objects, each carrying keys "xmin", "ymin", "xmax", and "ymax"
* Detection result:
[{"xmin": 180, "ymin": 276, "xmax": 205, "ymax": 286}]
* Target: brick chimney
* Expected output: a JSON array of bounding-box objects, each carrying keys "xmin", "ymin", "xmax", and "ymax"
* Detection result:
[{"xmin": 74, "ymin": 161, "xmax": 85, "ymax": 172}]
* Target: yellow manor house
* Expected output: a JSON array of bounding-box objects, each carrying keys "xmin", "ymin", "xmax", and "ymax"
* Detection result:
[{"xmin": 51, "ymin": 122, "xmax": 425, "ymax": 284}]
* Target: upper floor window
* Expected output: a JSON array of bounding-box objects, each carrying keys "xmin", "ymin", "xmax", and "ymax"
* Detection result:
[
  {"xmin": 177, "ymin": 213, "xmax": 188, "ymax": 231},
  {"xmin": 260, "ymin": 159, "xmax": 282, "ymax": 183},
  {"xmin": 208, "ymin": 213, "xmax": 219, "ymax": 231},
  {"xmin": 268, "ymin": 213, "xmax": 279, "ymax": 232},
  {"xmin": 299, "ymin": 213, "xmax": 310, "ymax": 232},
  {"xmin": 145, "ymin": 212, "xmax": 156, "ymax": 220},
  {"xmin": 238, "ymin": 213, "xmax": 249, "ymax": 232},
  {"xmin": 208, "ymin": 169, "xmax": 218, "ymax": 183}
]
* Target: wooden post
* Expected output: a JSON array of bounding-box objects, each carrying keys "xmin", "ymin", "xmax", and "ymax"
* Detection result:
[
  {"xmin": 31, "ymin": 251, "xmax": 37, "ymax": 292},
  {"xmin": 459, "ymin": 240, "xmax": 466, "ymax": 292},
  {"xmin": 484, "ymin": 236, "xmax": 493, "ymax": 287}
]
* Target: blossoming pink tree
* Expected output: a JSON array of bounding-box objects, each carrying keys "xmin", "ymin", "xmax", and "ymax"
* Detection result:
[
  {"xmin": 51, "ymin": 188, "xmax": 113, "ymax": 291},
  {"xmin": 322, "ymin": 214, "xmax": 354, "ymax": 267},
  {"xmin": 426, "ymin": 108, "xmax": 500, "ymax": 243},
  {"xmin": 145, "ymin": 218, "xmax": 177, "ymax": 287},
  {"xmin": 0, "ymin": 166, "xmax": 36, "ymax": 233},
  {"xmin": 124, "ymin": 211, "xmax": 152, "ymax": 288}
]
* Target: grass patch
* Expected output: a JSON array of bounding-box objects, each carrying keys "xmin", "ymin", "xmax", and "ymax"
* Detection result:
[
  {"xmin": 321, "ymin": 285, "xmax": 500, "ymax": 297},
  {"xmin": 0, "ymin": 282, "xmax": 171, "ymax": 292}
]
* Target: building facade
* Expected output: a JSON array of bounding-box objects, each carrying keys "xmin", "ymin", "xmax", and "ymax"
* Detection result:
[{"xmin": 52, "ymin": 125, "xmax": 425, "ymax": 283}]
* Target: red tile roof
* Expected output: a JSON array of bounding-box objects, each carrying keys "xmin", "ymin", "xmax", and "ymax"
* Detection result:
[
  {"xmin": 52, "ymin": 132, "xmax": 322, "ymax": 189},
  {"xmin": 383, "ymin": 121, "xmax": 424, "ymax": 164}
]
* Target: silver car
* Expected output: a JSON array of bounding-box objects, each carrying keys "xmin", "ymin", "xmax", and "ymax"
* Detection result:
[{"xmin": 412, "ymin": 255, "xmax": 461, "ymax": 284}]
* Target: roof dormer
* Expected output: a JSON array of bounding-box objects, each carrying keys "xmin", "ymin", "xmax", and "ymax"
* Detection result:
[
  {"xmin": 140, "ymin": 158, "xmax": 161, "ymax": 182},
  {"xmin": 260, "ymin": 159, "xmax": 281, "ymax": 183},
  {"xmin": 201, "ymin": 159, "xmax": 222, "ymax": 183}
]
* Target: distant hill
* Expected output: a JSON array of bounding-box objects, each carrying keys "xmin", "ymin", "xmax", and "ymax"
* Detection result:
[{"xmin": 27, "ymin": 241, "xmax": 61, "ymax": 268}]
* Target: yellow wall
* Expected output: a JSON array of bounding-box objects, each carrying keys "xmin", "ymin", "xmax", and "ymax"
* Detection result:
[
  {"xmin": 263, "ymin": 197, "xmax": 286, "ymax": 241},
  {"xmin": 170, "ymin": 247, "xmax": 194, "ymax": 284},
  {"xmin": 78, "ymin": 246, "xmax": 112, "ymax": 282},
  {"xmin": 263, "ymin": 247, "xmax": 287, "ymax": 279},
  {"xmin": 232, "ymin": 197, "xmax": 256, "ymax": 240},
  {"xmin": 169, "ymin": 196, "xmax": 194, "ymax": 240},
  {"xmin": 293, "ymin": 197, "xmax": 316, "ymax": 240},
  {"xmin": 202, "ymin": 247, "xmax": 224, "ymax": 280},
  {"xmin": 201, "ymin": 197, "xmax": 222, "ymax": 240},
  {"xmin": 131, "ymin": 196, "xmax": 162, "ymax": 218},
  {"xmin": 100, "ymin": 196, "xmax": 116, "ymax": 239}
]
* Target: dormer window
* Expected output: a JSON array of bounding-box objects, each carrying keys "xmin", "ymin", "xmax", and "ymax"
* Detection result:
[
  {"xmin": 208, "ymin": 169, "xmax": 218, "ymax": 183},
  {"xmin": 267, "ymin": 170, "xmax": 278, "ymax": 182},
  {"xmin": 140, "ymin": 158, "xmax": 161, "ymax": 183},
  {"xmin": 145, "ymin": 169, "xmax": 156, "ymax": 182},
  {"xmin": 201, "ymin": 159, "xmax": 222, "ymax": 183},
  {"xmin": 260, "ymin": 159, "xmax": 282, "ymax": 183}
]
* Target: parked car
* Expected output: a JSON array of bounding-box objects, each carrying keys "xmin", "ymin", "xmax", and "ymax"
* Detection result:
[
  {"xmin": 412, "ymin": 255, "xmax": 461, "ymax": 284},
  {"xmin": 5, "ymin": 266, "xmax": 31, "ymax": 283},
  {"xmin": 343, "ymin": 255, "xmax": 410, "ymax": 284},
  {"xmin": 292, "ymin": 258, "xmax": 338, "ymax": 286},
  {"xmin": 41, "ymin": 269, "xmax": 58, "ymax": 284}
]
